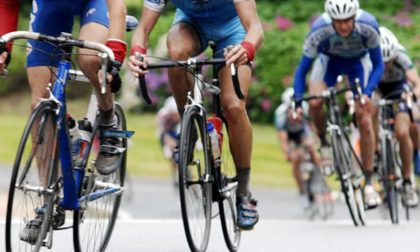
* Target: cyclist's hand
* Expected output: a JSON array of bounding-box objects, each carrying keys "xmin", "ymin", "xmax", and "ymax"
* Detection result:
[
  {"xmin": 224, "ymin": 41, "xmax": 255, "ymax": 67},
  {"xmin": 128, "ymin": 45, "xmax": 148, "ymax": 77},
  {"xmin": 0, "ymin": 42, "xmax": 11, "ymax": 74},
  {"xmin": 288, "ymin": 107, "xmax": 303, "ymax": 122}
]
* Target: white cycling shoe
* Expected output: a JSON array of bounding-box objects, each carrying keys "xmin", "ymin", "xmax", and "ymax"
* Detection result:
[{"xmin": 364, "ymin": 184, "xmax": 381, "ymax": 209}]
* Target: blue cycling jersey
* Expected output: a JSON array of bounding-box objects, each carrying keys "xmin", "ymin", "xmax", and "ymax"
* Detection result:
[
  {"xmin": 144, "ymin": 0, "xmax": 242, "ymax": 19},
  {"xmin": 293, "ymin": 10, "xmax": 384, "ymax": 99}
]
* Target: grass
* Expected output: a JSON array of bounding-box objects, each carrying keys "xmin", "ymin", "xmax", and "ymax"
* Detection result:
[{"xmin": 0, "ymin": 92, "xmax": 295, "ymax": 188}]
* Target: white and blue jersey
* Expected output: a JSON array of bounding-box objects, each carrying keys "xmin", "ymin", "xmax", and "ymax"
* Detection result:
[
  {"xmin": 144, "ymin": 0, "xmax": 246, "ymax": 58},
  {"xmin": 378, "ymin": 45, "xmax": 414, "ymax": 99},
  {"xmin": 294, "ymin": 10, "xmax": 384, "ymax": 99}
]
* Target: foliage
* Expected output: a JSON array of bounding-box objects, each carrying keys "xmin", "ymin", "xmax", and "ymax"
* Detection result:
[{"xmin": 2, "ymin": 0, "xmax": 420, "ymax": 124}]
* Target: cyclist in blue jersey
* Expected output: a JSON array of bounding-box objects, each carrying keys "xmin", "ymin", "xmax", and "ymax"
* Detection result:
[
  {"xmin": 374, "ymin": 26, "xmax": 420, "ymax": 207},
  {"xmin": 26, "ymin": 0, "xmax": 127, "ymax": 175},
  {"xmin": 4, "ymin": 0, "xmax": 127, "ymax": 243},
  {"xmin": 293, "ymin": 0, "xmax": 384, "ymax": 209},
  {"xmin": 128, "ymin": 0, "xmax": 264, "ymax": 230}
]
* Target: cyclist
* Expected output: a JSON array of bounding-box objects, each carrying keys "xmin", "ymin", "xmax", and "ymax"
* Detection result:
[
  {"xmin": 374, "ymin": 26, "xmax": 420, "ymax": 207},
  {"xmin": 293, "ymin": 0, "xmax": 384, "ymax": 209},
  {"xmin": 156, "ymin": 96, "xmax": 181, "ymax": 187},
  {"xmin": 0, "ymin": 0, "xmax": 20, "ymax": 72},
  {"xmin": 1, "ymin": 0, "xmax": 127, "ymax": 243},
  {"xmin": 128, "ymin": 0, "xmax": 264, "ymax": 230},
  {"xmin": 275, "ymin": 87, "xmax": 327, "ymax": 209}
]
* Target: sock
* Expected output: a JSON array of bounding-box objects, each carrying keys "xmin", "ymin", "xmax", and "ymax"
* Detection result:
[
  {"xmin": 236, "ymin": 167, "xmax": 251, "ymax": 197},
  {"xmin": 98, "ymin": 107, "xmax": 116, "ymax": 126},
  {"xmin": 403, "ymin": 179, "xmax": 411, "ymax": 186},
  {"xmin": 365, "ymin": 171, "xmax": 373, "ymax": 185}
]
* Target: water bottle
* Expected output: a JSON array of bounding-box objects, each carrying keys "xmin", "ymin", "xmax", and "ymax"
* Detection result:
[
  {"xmin": 68, "ymin": 115, "xmax": 81, "ymax": 166},
  {"xmin": 207, "ymin": 122, "xmax": 221, "ymax": 160},
  {"xmin": 207, "ymin": 116, "xmax": 223, "ymax": 150},
  {"xmin": 78, "ymin": 118, "xmax": 93, "ymax": 164}
]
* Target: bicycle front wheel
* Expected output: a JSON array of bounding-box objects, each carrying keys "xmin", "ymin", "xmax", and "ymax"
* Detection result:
[
  {"xmin": 331, "ymin": 132, "xmax": 359, "ymax": 226},
  {"xmin": 178, "ymin": 106, "xmax": 212, "ymax": 252},
  {"xmin": 6, "ymin": 101, "xmax": 59, "ymax": 251},
  {"xmin": 218, "ymin": 126, "xmax": 241, "ymax": 251},
  {"xmin": 73, "ymin": 103, "xmax": 127, "ymax": 252},
  {"xmin": 382, "ymin": 137, "xmax": 399, "ymax": 224}
]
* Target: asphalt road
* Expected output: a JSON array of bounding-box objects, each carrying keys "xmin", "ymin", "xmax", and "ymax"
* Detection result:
[{"xmin": 1, "ymin": 167, "xmax": 420, "ymax": 251}]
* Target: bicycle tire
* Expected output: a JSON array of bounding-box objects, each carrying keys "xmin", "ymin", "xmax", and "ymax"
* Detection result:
[
  {"xmin": 6, "ymin": 101, "xmax": 59, "ymax": 251},
  {"xmin": 217, "ymin": 127, "xmax": 241, "ymax": 251},
  {"xmin": 382, "ymin": 137, "xmax": 399, "ymax": 224},
  {"xmin": 331, "ymin": 131, "xmax": 359, "ymax": 226},
  {"xmin": 73, "ymin": 103, "xmax": 127, "ymax": 252},
  {"xmin": 178, "ymin": 106, "xmax": 212, "ymax": 252}
]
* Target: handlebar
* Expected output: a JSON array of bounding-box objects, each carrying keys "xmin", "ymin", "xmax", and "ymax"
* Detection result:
[
  {"xmin": 0, "ymin": 31, "xmax": 114, "ymax": 93},
  {"xmin": 136, "ymin": 57, "xmax": 243, "ymax": 104}
]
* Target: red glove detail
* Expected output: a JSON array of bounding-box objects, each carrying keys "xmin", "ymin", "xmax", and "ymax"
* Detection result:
[
  {"xmin": 130, "ymin": 45, "xmax": 147, "ymax": 56},
  {"xmin": 240, "ymin": 41, "xmax": 256, "ymax": 62},
  {"xmin": 105, "ymin": 39, "xmax": 127, "ymax": 63}
]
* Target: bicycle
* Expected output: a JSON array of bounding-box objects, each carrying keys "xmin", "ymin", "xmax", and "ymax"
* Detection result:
[
  {"xmin": 139, "ymin": 47, "xmax": 243, "ymax": 251},
  {"xmin": 2, "ymin": 31, "xmax": 133, "ymax": 252},
  {"xmin": 294, "ymin": 77, "xmax": 366, "ymax": 227},
  {"xmin": 375, "ymin": 89, "xmax": 416, "ymax": 224}
]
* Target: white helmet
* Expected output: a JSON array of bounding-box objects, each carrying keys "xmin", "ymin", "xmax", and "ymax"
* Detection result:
[
  {"xmin": 281, "ymin": 87, "xmax": 294, "ymax": 104},
  {"xmin": 379, "ymin": 26, "xmax": 399, "ymax": 62},
  {"xmin": 325, "ymin": 0, "xmax": 359, "ymax": 20}
]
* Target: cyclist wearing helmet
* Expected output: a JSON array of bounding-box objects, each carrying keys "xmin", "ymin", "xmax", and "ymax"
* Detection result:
[
  {"xmin": 293, "ymin": 0, "xmax": 384, "ymax": 208},
  {"xmin": 0, "ymin": 0, "xmax": 20, "ymax": 72},
  {"xmin": 128, "ymin": 0, "xmax": 264, "ymax": 230},
  {"xmin": 274, "ymin": 88, "xmax": 326, "ymax": 209},
  {"xmin": 374, "ymin": 26, "xmax": 420, "ymax": 207}
]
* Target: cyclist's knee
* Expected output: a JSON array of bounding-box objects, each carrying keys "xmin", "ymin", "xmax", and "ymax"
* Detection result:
[
  {"xmin": 357, "ymin": 116, "xmax": 373, "ymax": 134},
  {"xmin": 395, "ymin": 126, "xmax": 410, "ymax": 141},
  {"xmin": 309, "ymin": 99, "xmax": 323, "ymax": 112},
  {"xmin": 222, "ymin": 102, "xmax": 246, "ymax": 123}
]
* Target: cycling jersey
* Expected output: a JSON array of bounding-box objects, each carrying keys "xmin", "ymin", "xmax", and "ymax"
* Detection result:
[
  {"xmin": 274, "ymin": 102, "xmax": 312, "ymax": 144},
  {"xmin": 144, "ymin": 0, "xmax": 242, "ymax": 20},
  {"xmin": 380, "ymin": 46, "xmax": 413, "ymax": 85},
  {"xmin": 144, "ymin": 0, "xmax": 246, "ymax": 58},
  {"xmin": 27, "ymin": 0, "xmax": 109, "ymax": 67},
  {"xmin": 0, "ymin": 0, "xmax": 20, "ymax": 52},
  {"xmin": 294, "ymin": 10, "xmax": 384, "ymax": 99}
]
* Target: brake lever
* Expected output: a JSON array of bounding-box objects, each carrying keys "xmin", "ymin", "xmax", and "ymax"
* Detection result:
[{"xmin": 100, "ymin": 53, "xmax": 109, "ymax": 94}]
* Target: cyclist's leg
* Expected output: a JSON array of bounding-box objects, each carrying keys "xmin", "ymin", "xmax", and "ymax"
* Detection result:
[
  {"xmin": 350, "ymin": 56, "xmax": 381, "ymax": 207},
  {"xmin": 25, "ymin": 0, "xmax": 74, "ymax": 240},
  {"xmin": 309, "ymin": 55, "xmax": 330, "ymax": 145},
  {"xmin": 395, "ymin": 106, "xmax": 419, "ymax": 206},
  {"xmin": 166, "ymin": 9, "xmax": 203, "ymax": 114}
]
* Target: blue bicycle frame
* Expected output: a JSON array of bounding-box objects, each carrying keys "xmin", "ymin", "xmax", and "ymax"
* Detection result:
[{"xmin": 52, "ymin": 60, "xmax": 121, "ymax": 210}]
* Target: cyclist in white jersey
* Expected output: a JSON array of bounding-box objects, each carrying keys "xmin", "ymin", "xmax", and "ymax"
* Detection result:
[{"xmin": 374, "ymin": 26, "xmax": 420, "ymax": 207}]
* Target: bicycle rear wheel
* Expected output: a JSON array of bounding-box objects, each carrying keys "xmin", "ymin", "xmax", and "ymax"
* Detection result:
[
  {"xmin": 178, "ymin": 106, "xmax": 212, "ymax": 252},
  {"xmin": 73, "ymin": 103, "xmax": 127, "ymax": 252},
  {"xmin": 218, "ymin": 127, "xmax": 241, "ymax": 251},
  {"xmin": 331, "ymin": 132, "xmax": 359, "ymax": 226},
  {"xmin": 6, "ymin": 101, "xmax": 59, "ymax": 251}
]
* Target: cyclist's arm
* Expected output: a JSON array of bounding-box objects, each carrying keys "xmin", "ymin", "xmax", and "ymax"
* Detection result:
[
  {"xmin": 364, "ymin": 47, "xmax": 384, "ymax": 97},
  {"xmin": 107, "ymin": 0, "xmax": 126, "ymax": 41},
  {"xmin": 234, "ymin": 0, "xmax": 264, "ymax": 49},
  {"xmin": 293, "ymin": 55, "xmax": 314, "ymax": 101},
  {"xmin": 406, "ymin": 68, "xmax": 420, "ymax": 98},
  {"xmin": 0, "ymin": 0, "xmax": 20, "ymax": 68},
  {"xmin": 278, "ymin": 130, "xmax": 291, "ymax": 159},
  {"xmin": 224, "ymin": 0, "xmax": 263, "ymax": 66},
  {"xmin": 131, "ymin": 7, "xmax": 161, "ymax": 50}
]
